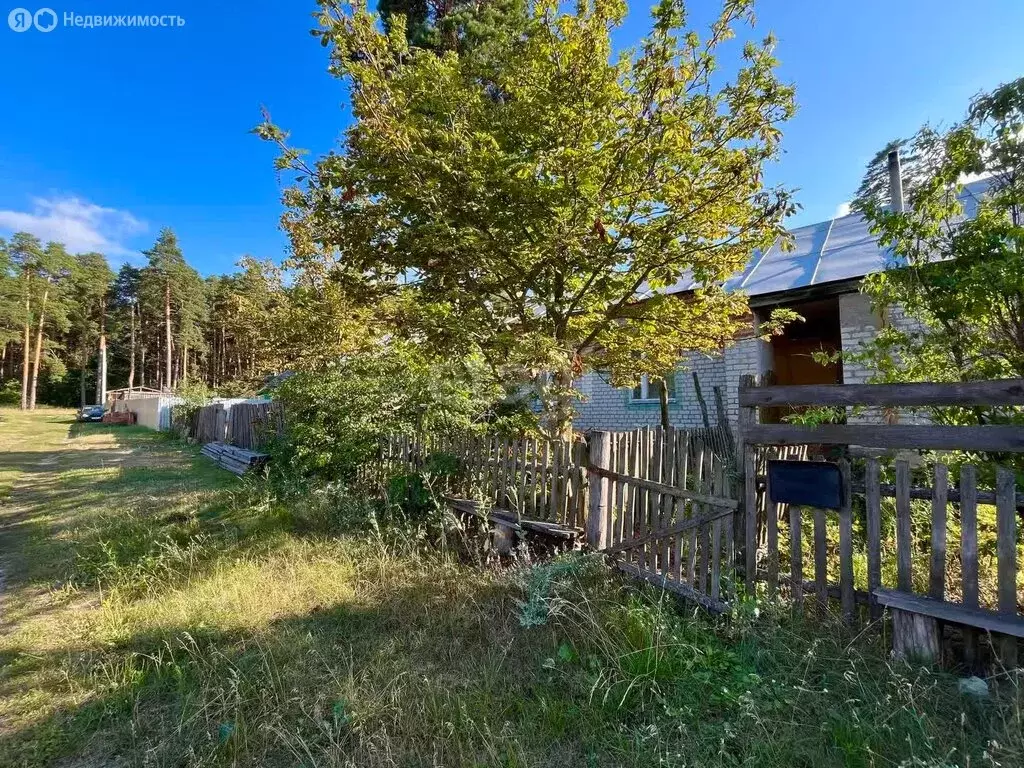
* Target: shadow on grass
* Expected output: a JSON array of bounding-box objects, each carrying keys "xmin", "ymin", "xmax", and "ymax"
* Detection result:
[
  {"xmin": 0, "ymin": 571, "xmax": 568, "ymax": 767},
  {"xmin": 0, "ymin": 565, "xmax": 1013, "ymax": 768}
]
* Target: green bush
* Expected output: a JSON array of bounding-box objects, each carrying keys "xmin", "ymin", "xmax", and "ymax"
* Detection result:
[
  {"xmin": 268, "ymin": 346, "xmax": 521, "ymax": 486},
  {"xmin": 0, "ymin": 380, "xmax": 19, "ymax": 406}
]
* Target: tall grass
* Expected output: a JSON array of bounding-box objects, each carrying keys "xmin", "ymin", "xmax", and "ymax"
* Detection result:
[{"xmin": 0, "ymin": 410, "xmax": 1021, "ymax": 767}]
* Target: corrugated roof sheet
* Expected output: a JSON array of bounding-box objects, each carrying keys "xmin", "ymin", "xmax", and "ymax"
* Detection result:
[{"xmin": 656, "ymin": 178, "xmax": 990, "ymax": 299}]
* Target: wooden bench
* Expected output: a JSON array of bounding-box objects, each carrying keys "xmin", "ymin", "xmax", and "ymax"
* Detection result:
[
  {"xmin": 874, "ymin": 588, "xmax": 1024, "ymax": 665},
  {"xmin": 446, "ymin": 497, "xmax": 578, "ymax": 553}
]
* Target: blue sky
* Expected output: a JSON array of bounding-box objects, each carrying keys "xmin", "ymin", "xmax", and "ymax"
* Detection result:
[{"xmin": 1, "ymin": 1, "xmax": 1023, "ymax": 276}]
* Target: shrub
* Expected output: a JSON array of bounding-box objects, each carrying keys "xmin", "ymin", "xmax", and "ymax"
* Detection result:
[{"xmin": 268, "ymin": 346, "xmax": 519, "ymax": 486}]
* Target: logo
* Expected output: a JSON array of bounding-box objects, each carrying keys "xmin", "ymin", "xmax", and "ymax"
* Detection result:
[
  {"xmin": 7, "ymin": 7, "xmax": 32, "ymax": 30},
  {"xmin": 33, "ymin": 7, "xmax": 55, "ymax": 30},
  {"xmin": 8, "ymin": 6, "xmax": 56, "ymax": 30}
]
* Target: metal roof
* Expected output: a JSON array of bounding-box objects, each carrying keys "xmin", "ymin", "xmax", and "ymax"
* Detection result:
[{"xmin": 657, "ymin": 179, "xmax": 990, "ymax": 299}]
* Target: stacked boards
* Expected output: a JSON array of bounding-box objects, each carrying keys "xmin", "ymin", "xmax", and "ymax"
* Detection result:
[{"xmin": 200, "ymin": 441, "xmax": 269, "ymax": 476}]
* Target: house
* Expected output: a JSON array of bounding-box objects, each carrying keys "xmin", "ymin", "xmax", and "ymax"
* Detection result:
[{"xmin": 572, "ymin": 174, "xmax": 990, "ymax": 433}]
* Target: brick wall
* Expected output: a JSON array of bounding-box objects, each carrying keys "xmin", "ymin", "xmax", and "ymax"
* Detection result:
[
  {"xmin": 839, "ymin": 292, "xmax": 926, "ymax": 424},
  {"xmin": 572, "ymin": 290, "xmax": 915, "ymax": 432},
  {"xmin": 573, "ymin": 351, "xmax": 728, "ymax": 431},
  {"xmin": 572, "ymin": 340, "xmax": 774, "ymax": 432}
]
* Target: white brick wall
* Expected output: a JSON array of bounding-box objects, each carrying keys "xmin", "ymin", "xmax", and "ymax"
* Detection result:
[
  {"xmin": 572, "ymin": 290, "xmax": 917, "ymax": 432},
  {"xmin": 572, "ymin": 343, "xmax": 766, "ymax": 432},
  {"xmin": 572, "ymin": 352, "xmax": 726, "ymax": 431}
]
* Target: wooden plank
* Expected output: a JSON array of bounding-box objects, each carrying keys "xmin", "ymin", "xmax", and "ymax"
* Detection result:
[
  {"xmin": 528, "ymin": 438, "xmax": 540, "ymax": 518},
  {"xmin": 743, "ymin": 423, "xmax": 1024, "ymax": 452},
  {"xmin": 874, "ymin": 589, "xmax": 1024, "ymax": 638},
  {"xmin": 930, "ymin": 464, "xmax": 949, "ymax": 601},
  {"xmin": 895, "ymin": 460, "xmax": 913, "ymax": 593},
  {"xmin": 515, "ymin": 438, "xmax": 528, "ymax": 518},
  {"xmin": 865, "ymin": 459, "xmax": 882, "ymax": 620},
  {"xmin": 766, "ymin": 446, "xmax": 779, "ymax": 598},
  {"xmin": 699, "ymin": 449, "xmax": 714, "ymax": 593},
  {"xmin": 574, "ymin": 441, "xmax": 588, "ymax": 529},
  {"xmin": 638, "ymin": 429, "xmax": 651, "ymax": 568},
  {"xmin": 648, "ymin": 430, "xmax": 662, "ymax": 572},
  {"xmin": 711, "ymin": 517, "xmax": 723, "ymax": 602},
  {"xmin": 537, "ymin": 439, "xmax": 549, "ymax": 519},
  {"xmin": 744, "ymin": 443, "xmax": 757, "ymax": 591},
  {"xmin": 614, "ymin": 434, "xmax": 628, "ymax": 547},
  {"xmin": 838, "ymin": 458, "xmax": 855, "ymax": 621},
  {"xmin": 739, "ymin": 379, "xmax": 1024, "ymax": 408},
  {"xmin": 686, "ymin": 441, "xmax": 701, "ymax": 586},
  {"xmin": 623, "ymin": 431, "xmax": 639, "ymax": 564},
  {"xmin": 813, "ymin": 506, "xmax": 827, "ymax": 608},
  {"xmin": 849, "ymin": 483, "xmax": 1024, "ymax": 507},
  {"xmin": 674, "ymin": 431, "xmax": 688, "ymax": 582},
  {"xmin": 587, "ymin": 466, "xmax": 737, "ymax": 509},
  {"xmin": 960, "ymin": 464, "xmax": 980, "ymax": 667},
  {"xmin": 738, "ymin": 374, "xmax": 758, "ymax": 593},
  {"xmin": 550, "ymin": 440, "xmax": 563, "ymax": 524},
  {"xmin": 660, "ymin": 429, "xmax": 675, "ymax": 574},
  {"xmin": 605, "ymin": 505, "xmax": 734, "ymax": 554},
  {"xmin": 996, "ymin": 466, "xmax": 1019, "ymax": 667},
  {"xmin": 586, "ymin": 432, "xmax": 611, "ymax": 549},
  {"xmin": 617, "ymin": 561, "xmax": 731, "ymax": 614},
  {"xmin": 789, "ymin": 505, "xmax": 803, "ymax": 610}
]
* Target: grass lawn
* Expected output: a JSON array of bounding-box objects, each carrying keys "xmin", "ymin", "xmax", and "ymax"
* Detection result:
[{"xmin": 0, "ymin": 408, "xmax": 1020, "ymax": 767}]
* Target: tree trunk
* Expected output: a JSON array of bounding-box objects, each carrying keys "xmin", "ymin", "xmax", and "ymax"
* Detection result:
[
  {"xmin": 80, "ymin": 350, "xmax": 88, "ymax": 408},
  {"xmin": 658, "ymin": 378, "xmax": 671, "ymax": 431},
  {"xmin": 182, "ymin": 344, "xmax": 188, "ymax": 383},
  {"xmin": 96, "ymin": 297, "xmax": 107, "ymax": 406},
  {"xmin": 164, "ymin": 281, "xmax": 172, "ymax": 391},
  {"xmin": 20, "ymin": 293, "xmax": 31, "ymax": 411},
  {"xmin": 127, "ymin": 304, "xmax": 136, "ymax": 391},
  {"xmin": 140, "ymin": 345, "xmax": 146, "ymax": 389},
  {"xmin": 29, "ymin": 287, "xmax": 49, "ymax": 410},
  {"xmin": 547, "ymin": 370, "xmax": 576, "ymax": 441}
]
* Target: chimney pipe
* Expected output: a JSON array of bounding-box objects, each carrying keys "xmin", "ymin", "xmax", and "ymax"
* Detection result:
[{"xmin": 887, "ymin": 149, "xmax": 905, "ymax": 213}]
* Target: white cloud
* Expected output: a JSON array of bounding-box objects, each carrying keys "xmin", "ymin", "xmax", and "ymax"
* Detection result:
[
  {"xmin": 834, "ymin": 201, "xmax": 852, "ymax": 218},
  {"xmin": 0, "ymin": 196, "xmax": 146, "ymax": 256}
]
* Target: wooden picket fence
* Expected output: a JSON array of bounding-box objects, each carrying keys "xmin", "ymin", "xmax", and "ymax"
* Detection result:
[
  {"xmin": 366, "ymin": 426, "xmax": 738, "ymax": 609},
  {"xmin": 738, "ymin": 376, "xmax": 1024, "ymax": 666},
  {"xmin": 368, "ymin": 433, "xmax": 589, "ymax": 528},
  {"xmin": 591, "ymin": 428, "xmax": 737, "ymax": 611},
  {"xmin": 175, "ymin": 400, "xmax": 284, "ymax": 451},
  {"xmin": 228, "ymin": 402, "xmax": 283, "ymax": 450}
]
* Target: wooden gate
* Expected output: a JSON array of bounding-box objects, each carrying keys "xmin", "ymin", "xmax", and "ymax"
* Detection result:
[
  {"xmin": 588, "ymin": 428, "xmax": 739, "ymax": 612},
  {"xmin": 737, "ymin": 376, "xmax": 1024, "ymax": 666}
]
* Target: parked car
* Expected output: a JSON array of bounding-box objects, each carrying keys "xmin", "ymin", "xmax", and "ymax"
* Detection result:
[{"xmin": 78, "ymin": 405, "xmax": 106, "ymax": 422}]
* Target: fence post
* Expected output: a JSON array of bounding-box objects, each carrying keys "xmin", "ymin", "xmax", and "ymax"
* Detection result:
[
  {"xmin": 587, "ymin": 431, "xmax": 611, "ymax": 549},
  {"xmin": 737, "ymin": 374, "xmax": 758, "ymax": 593}
]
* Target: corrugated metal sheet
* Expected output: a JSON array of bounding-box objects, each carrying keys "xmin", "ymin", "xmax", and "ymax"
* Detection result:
[{"xmin": 657, "ymin": 179, "xmax": 989, "ymax": 299}]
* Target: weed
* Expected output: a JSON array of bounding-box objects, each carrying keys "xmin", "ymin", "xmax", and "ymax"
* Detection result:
[{"xmin": 0, "ymin": 408, "xmax": 1021, "ymax": 768}]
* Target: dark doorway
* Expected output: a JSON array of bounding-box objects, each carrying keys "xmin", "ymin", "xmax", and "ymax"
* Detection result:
[{"xmin": 764, "ymin": 297, "xmax": 842, "ymax": 422}]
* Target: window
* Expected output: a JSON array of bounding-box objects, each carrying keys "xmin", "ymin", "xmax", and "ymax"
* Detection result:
[{"xmin": 631, "ymin": 374, "xmax": 676, "ymax": 402}]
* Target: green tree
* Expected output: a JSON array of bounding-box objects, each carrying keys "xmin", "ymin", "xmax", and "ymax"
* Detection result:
[
  {"xmin": 67, "ymin": 252, "xmax": 114, "ymax": 407},
  {"xmin": 260, "ymin": 0, "xmax": 795, "ymax": 436},
  {"xmin": 852, "ymin": 76, "xmax": 1024, "ymax": 425},
  {"xmin": 0, "ymin": 238, "xmax": 23, "ymax": 384},
  {"xmin": 140, "ymin": 228, "xmax": 206, "ymax": 390},
  {"xmin": 378, "ymin": 0, "xmax": 527, "ymax": 54},
  {"xmin": 111, "ymin": 264, "xmax": 142, "ymax": 391},
  {"xmin": 27, "ymin": 241, "xmax": 75, "ymax": 409}
]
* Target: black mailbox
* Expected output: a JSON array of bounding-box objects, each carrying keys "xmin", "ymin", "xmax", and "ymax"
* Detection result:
[{"xmin": 767, "ymin": 460, "xmax": 843, "ymax": 510}]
